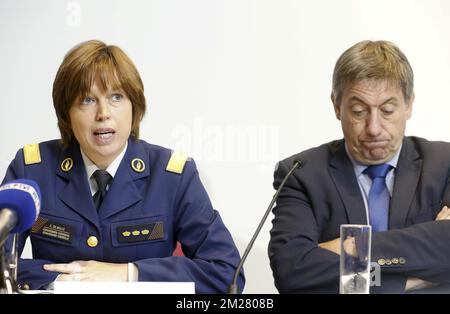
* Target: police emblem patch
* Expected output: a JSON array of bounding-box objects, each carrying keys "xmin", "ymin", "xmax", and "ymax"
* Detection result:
[
  {"xmin": 131, "ymin": 158, "xmax": 145, "ymax": 173},
  {"xmin": 61, "ymin": 158, "xmax": 74, "ymax": 172}
]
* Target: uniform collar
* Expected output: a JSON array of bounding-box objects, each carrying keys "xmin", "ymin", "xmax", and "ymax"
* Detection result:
[
  {"xmin": 80, "ymin": 142, "xmax": 128, "ymax": 195},
  {"xmin": 55, "ymin": 141, "xmax": 99, "ymax": 228},
  {"xmin": 54, "ymin": 138, "xmax": 150, "ymax": 224},
  {"xmin": 98, "ymin": 137, "xmax": 150, "ymax": 219},
  {"xmin": 56, "ymin": 141, "xmax": 84, "ymax": 180},
  {"xmin": 122, "ymin": 137, "xmax": 151, "ymax": 180},
  {"xmin": 80, "ymin": 142, "xmax": 128, "ymax": 179}
]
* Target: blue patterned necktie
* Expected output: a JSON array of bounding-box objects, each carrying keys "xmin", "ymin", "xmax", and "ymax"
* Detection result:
[{"xmin": 363, "ymin": 164, "xmax": 393, "ymax": 232}]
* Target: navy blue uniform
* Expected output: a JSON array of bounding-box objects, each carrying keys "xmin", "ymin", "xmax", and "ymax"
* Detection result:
[{"xmin": 2, "ymin": 138, "xmax": 245, "ymax": 293}]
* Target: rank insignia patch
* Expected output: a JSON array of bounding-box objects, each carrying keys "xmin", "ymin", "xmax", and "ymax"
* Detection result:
[
  {"xmin": 117, "ymin": 221, "xmax": 164, "ymax": 243},
  {"xmin": 23, "ymin": 143, "xmax": 42, "ymax": 165},
  {"xmin": 166, "ymin": 151, "xmax": 188, "ymax": 174}
]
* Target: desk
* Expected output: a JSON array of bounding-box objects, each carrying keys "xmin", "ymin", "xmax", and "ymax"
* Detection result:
[{"xmin": 53, "ymin": 281, "xmax": 195, "ymax": 294}]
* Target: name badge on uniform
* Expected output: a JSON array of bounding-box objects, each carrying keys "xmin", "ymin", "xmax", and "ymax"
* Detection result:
[
  {"xmin": 117, "ymin": 221, "xmax": 164, "ymax": 243},
  {"xmin": 31, "ymin": 216, "xmax": 74, "ymax": 243}
]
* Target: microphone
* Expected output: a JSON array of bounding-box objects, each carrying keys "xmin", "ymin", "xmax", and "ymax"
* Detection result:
[
  {"xmin": 228, "ymin": 159, "xmax": 303, "ymax": 294},
  {"xmin": 0, "ymin": 179, "xmax": 41, "ymax": 247}
]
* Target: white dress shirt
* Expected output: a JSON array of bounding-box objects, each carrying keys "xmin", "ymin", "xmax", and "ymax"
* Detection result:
[{"xmin": 345, "ymin": 143, "xmax": 401, "ymax": 225}]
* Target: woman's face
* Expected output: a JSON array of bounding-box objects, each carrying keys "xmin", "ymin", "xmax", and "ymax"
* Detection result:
[{"xmin": 69, "ymin": 79, "xmax": 132, "ymax": 169}]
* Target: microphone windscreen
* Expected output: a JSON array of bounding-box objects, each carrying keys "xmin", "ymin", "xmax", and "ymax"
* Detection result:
[{"xmin": 0, "ymin": 179, "xmax": 41, "ymax": 233}]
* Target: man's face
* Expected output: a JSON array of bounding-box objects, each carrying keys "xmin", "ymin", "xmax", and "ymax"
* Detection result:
[
  {"xmin": 333, "ymin": 79, "xmax": 414, "ymax": 165},
  {"xmin": 69, "ymin": 79, "xmax": 132, "ymax": 169}
]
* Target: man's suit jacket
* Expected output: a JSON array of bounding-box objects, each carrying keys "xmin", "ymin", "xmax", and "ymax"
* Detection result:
[
  {"xmin": 2, "ymin": 138, "xmax": 245, "ymax": 293},
  {"xmin": 269, "ymin": 136, "xmax": 450, "ymax": 293}
]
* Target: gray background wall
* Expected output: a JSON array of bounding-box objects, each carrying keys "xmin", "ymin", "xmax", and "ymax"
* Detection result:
[{"xmin": 1, "ymin": 0, "xmax": 450, "ymax": 293}]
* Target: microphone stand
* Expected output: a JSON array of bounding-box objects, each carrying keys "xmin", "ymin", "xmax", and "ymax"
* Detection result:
[
  {"xmin": 0, "ymin": 246, "xmax": 13, "ymax": 294},
  {"xmin": 228, "ymin": 160, "xmax": 302, "ymax": 294},
  {"xmin": 0, "ymin": 234, "xmax": 19, "ymax": 294}
]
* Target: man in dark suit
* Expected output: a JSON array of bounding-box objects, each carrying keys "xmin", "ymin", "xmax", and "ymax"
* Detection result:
[{"xmin": 268, "ymin": 40, "xmax": 450, "ymax": 293}]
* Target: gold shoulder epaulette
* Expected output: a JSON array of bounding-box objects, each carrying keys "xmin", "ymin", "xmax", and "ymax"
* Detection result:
[
  {"xmin": 166, "ymin": 151, "xmax": 188, "ymax": 174},
  {"xmin": 23, "ymin": 143, "xmax": 42, "ymax": 165}
]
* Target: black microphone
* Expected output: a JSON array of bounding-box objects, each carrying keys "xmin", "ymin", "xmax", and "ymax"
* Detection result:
[
  {"xmin": 228, "ymin": 159, "xmax": 303, "ymax": 294},
  {"xmin": 0, "ymin": 179, "xmax": 41, "ymax": 248}
]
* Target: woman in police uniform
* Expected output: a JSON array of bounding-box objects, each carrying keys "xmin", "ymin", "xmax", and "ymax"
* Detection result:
[{"xmin": 2, "ymin": 40, "xmax": 245, "ymax": 293}]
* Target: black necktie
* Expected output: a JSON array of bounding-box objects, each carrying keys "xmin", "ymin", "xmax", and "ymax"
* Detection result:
[{"xmin": 92, "ymin": 169, "xmax": 112, "ymax": 210}]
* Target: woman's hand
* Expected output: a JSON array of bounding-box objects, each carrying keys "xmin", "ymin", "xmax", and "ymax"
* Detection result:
[{"xmin": 43, "ymin": 260, "xmax": 128, "ymax": 282}]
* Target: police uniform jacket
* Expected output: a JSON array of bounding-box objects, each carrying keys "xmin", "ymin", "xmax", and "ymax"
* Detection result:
[{"xmin": 3, "ymin": 138, "xmax": 245, "ymax": 293}]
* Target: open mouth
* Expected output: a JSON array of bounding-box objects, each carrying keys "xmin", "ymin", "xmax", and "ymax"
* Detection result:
[{"xmin": 93, "ymin": 129, "xmax": 116, "ymax": 140}]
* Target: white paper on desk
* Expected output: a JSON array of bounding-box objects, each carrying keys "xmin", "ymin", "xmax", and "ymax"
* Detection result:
[{"xmin": 54, "ymin": 281, "xmax": 195, "ymax": 294}]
